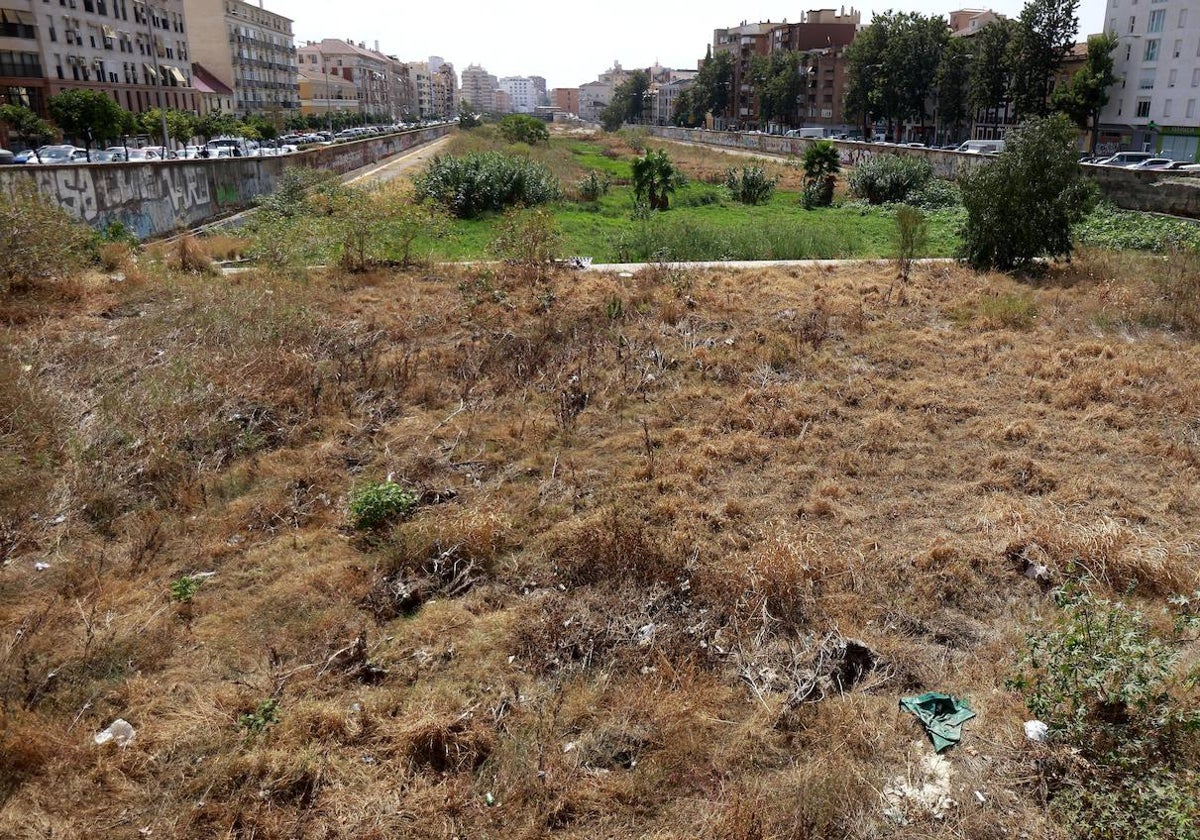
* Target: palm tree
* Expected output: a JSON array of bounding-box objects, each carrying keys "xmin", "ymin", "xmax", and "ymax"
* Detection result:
[
  {"xmin": 801, "ymin": 140, "xmax": 841, "ymax": 208},
  {"xmin": 631, "ymin": 149, "xmax": 681, "ymax": 211}
]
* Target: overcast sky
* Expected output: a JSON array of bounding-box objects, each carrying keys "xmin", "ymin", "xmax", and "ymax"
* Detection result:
[{"xmin": 281, "ymin": 0, "xmax": 1108, "ymax": 90}]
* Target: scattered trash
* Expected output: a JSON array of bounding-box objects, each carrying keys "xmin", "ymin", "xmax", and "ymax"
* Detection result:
[
  {"xmin": 1024, "ymin": 720, "xmax": 1049, "ymax": 742},
  {"xmin": 52, "ymin": 515, "xmax": 65, "ymax": 525},
  {"xmin": 1024, "ymin": 563, "xmax": 1051, "ymax": 582},
  {"xmin": 899, "ymin": 692, "xmax": 976, "ymax": 753},
  {"xmin": 636, "ymin": 623, "xmax": 656, "ymax": 646},
  {"xmin": 563, "ymin": 256, "xmax": 593, "ymax": 269},
  {"xmin": 563, "ymin": 741, "xmax": 576, "ymax": 753},
  {"xmin": 94, "ymin": 718, "xmax": 136, "ymax": 747},
  {"xmin": 34, "ymin": 562, "xmax": 50, "ymax": 571},
  {"xmin": 484, "ymin": 792, "xmax": 496, "ymax": 807},
  {"xmin": 974, "ymin": 790, "xmax": 986, "ymax": 805},
  {"xmin": 617, "ymin": 271, "xmax": 633, "ymax": 278},
  {"xmin": 883, "ymin": 751, "xmax": 955, "ymax": 824}
]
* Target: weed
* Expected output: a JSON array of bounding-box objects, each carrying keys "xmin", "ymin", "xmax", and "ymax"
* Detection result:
[
  {"xmin": 0, "ymin": 180, "xmax": 93, "ymax": 293},
  {"xmin": 348, "ymin": 479, "xmax": 418, "ymax": 530},
  {"xmin": 893, "ymin": 206, "xmax": 929, "ymax": 287},
  {"xmin": 488, "ymin": 207, "xmax": 562, "ymax": 282},
  {"xmin": 724, "ymin": 166, "xmax": 778, "ymax": 206},
  {"xmin": 239, "ymin": 698, "xmax": 282, "ymax": 734},
  {"xmin": 577, "ymin": 170, "xmax": 612, "ymax": 202},
  {"xmin": 169, "ymin": 574, "xmax": 202, "ymax": 603},
  {"xmin": 848, "ymin": 154, "xmax": 933, "ymax": 205}
]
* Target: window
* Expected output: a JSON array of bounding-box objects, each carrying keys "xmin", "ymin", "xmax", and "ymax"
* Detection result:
[
  {"xmin": 1136, "ymin": 99, "xmax": 1151, "ymax": 117},
  {"xmin": 1148, "ymin": 8, "xmax": 1165, "ymax": 31},
  {"xmin": 1140, "ymin": 69, "xmax": 1156, "ymax": 88},
  {"xmin": 1180, "ymin": 8, "xmax": 1188, "ymax": 27},
  {"xmin": 1187, "ymin": 99, "xmax": 1196, "ymax": 119},
  {"xmin": 1129, "ymin": 15, "xmax": 1137, "ymax": 33},
  {"xmin": 1170, "ymin": 69, "xmax": 1177, "ymax": 87},
  {"xmin": 1144, "ymin": 39, "xmax": 1160, "ymax": 61},
  {"xmin": 1126, "ymin": 43, "xmax": 1132, "ymax": 61},
  {"xmin": 0, "ymin": 49, "xmax": 42, "ymax": 77},
  {"xmin": 1193, "ymin": 68, "xmax": 1200, "ymax": 86},
  {"xmin": 1175, "ymin": 39, "xmax": 1183, "ymax": 58},
  {"xmin": 1164, "ymin": 98, "xmax": 1172, "ymax": 117}
]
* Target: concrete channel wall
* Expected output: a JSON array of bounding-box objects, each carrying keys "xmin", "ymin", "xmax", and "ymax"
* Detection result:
[
  {"xmin": 647, "ymin": 126, "xmax": 1200, "ymax": 220},
  {"xmin": 0, "ymin": 125, "xmax": 452, "ymax": 239}
]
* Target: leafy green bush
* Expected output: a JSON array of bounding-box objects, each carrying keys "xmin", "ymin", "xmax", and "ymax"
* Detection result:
[
  {"xmin": 0, "ymin": 180, "xmax": 94, "ymax": 293},
  {"xmin": 959, "ymin": 114, "xmax": 1097, "ymax": 270},
  {"xmin": 169, "ymin": 575, "xmax": 202, "ymax": 603},
  {"xmin": 1009, "ymin": 588, "xmax": 1200, "ymax": 840},
  {"xmin": 724, "ymin": 166, "xmax": 778, "ymax": 205},
  {"xmin": 1074, "ymin": 202, "xmax": 1200, "ymax": 253},
  {"xmin": 498, "ymin": 114, "xmax": 549, "ymax": 145},
  {"xmin": 348, "ymin": 479, "xmax": 418, "ymax": 530},
  {"xmin": 801, "ymin": 140, "xmax": 841, "ymax": 208},
  {"xmin": 238, "ymin": 698, "xmax": 281, "ymax": 734},
  {"xmin": 577, "ymin": 170, "xmax": 612, "ymax": 202},
  {"xmin": 847, "ymin": 154, "xmax": 933, "ymax": 204},
  {"xmin": 906, "ymin": 178, "xmax": 961, "ymax": 210},
  {"xmin": 413, "ymin": 152, "xmax": 562, "ymax": 219}
]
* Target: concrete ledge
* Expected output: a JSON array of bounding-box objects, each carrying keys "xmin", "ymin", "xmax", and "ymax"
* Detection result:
[{"xmin": 0, "ymin": 125, "xmax": 452, "ymax": 239}]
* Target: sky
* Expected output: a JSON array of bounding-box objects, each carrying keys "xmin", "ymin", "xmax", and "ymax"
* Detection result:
[{"xmin": 280, "ymin": 0, "xmax": 1108, "ymax": 91}]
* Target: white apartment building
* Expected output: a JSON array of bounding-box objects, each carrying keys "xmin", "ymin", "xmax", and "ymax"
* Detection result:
[
  {"xmin": 460, "ymin": 62, "xmax": 495, "ymax": 112},
  {"xmin": 498, "ymin": 75, "xmax": 535, "ymax": 113},
  {"xmin": 183, "ymin": 0, "xmax": 297, "ymax": 119},
  {"xmin": 1099, "ymin": 0, "xmax": 1200, "ymax": 160}
]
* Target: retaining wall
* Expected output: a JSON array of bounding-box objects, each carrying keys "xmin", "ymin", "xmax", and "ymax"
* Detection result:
[
  {"xmin": 0, "ymin": 125, "xmax": 451, "ymax": 239},
  {"xmin": 647, "ymin": 126, "xmax": 1200, "ymax": 220}
]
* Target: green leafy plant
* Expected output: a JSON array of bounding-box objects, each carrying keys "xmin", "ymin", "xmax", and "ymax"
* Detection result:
[
  {"xmin": 489, "ymin": 207, "xmax": 562, "ymax": 281},
  {"xmin": 169, "ymin": 575, "xmax": 202, "ymax": 603},
  {"xmin": 801, "ymin": 140, "xmax": 841, "ymax": 208},
  {"xmin": 577, "ymin": 170, "xmax": 612, "ymax": 202},
  {"xmin": 724, "ymin": 165, "xmax": 778, "ymax": 206},
  {"xmin": 498, "ymin": 114, "xmax": 550, "ymax": 145},
  {"xmin": 414, "ymin": 152, "xmax": 562, "ymax": 219},
  {"xmin": 1009, "ymin": 587, "xmax": 1200, "ymax": 840},
  {"xmin": 348, "ymin": 479, "xmax": 418, "ymax": 530},
  {"xmin": 893, "ymin": 206, "xmax": 928, "ymax": 284},
  {"xmin": 959, "ymin": 114, "xmax": 1097, "ymax": 269},
  {"xmin": 631, "ymin": 149, "xmax": 683, "ymax": 211},
  {"xmin": 238, "ymin": 698, "xmax": 281, "ymax": 734},
  {"xmin": 847, "ymin": 154, "xmax": 933, "ymax": 205}
]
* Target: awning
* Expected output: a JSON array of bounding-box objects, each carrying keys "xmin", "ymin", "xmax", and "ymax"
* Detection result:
[
  {"xmin": 102, "ymin": 24, "xmax": 115, "ymax": 38},
  {"xmin": 168, "ymin": 65, "xmax": 186, "ymax": 84},
  {"xmin": 143, "ymin": 63, "xmax": 157, "ymax": 79},
  {"xmin": 14, "ymin": 10, "xmax": 37, "ymax": 25}
]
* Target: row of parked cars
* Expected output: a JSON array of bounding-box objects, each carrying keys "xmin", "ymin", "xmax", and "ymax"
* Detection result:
[
  {"xmin": 1081, "ymin": 151, "xmax": 1200, "ymax": 171},
  {"xmin": 0, "ymin": 120, "xmax": 448, "ymax": 166}
]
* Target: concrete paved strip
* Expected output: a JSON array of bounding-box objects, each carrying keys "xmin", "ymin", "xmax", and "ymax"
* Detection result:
[
  {"xmin": 189, "ymin": 134, "xmax": 452, "ymax": 238},
  {"xmin": 583, "ymin": 257, "xmax": 956, "ymax": 272}
]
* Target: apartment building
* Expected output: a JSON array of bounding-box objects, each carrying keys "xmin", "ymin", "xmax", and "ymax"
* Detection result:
[
  {"xmin": 499, "ymin": 75, "xmax": 535, "ymax": 113},
  {"xmin": 1099, "ymin": 0, "xmax": 1200, "ymax": 160},
  {"xmin": 551, "ymin": 86, "xmax": 578, "ymax": 115},
  {"xmin": 183, "ymin": 0, "xmax": 295, "ymax": 120},
  {"xmin": 652, "ymin": 77, "xmax": 695, "ymax": 125},
  {"xmin": 297, "ymin": 64, "xmax": 356, "ymax": 116},
  {"xmin": 713, "ymin": 8, "xmax": 859, "ymax": 130},
  {"xmin": 460, "ymin": 62, "xmax": 495, "ymax": 113},
  {"xmin": 299, "ymin": 38, "xmax": 397, "ymax": 119},
  {"xmin": 2, "ymin": 0, "xmax": 197, "ymax": 118},
  {"xmin": 577, "ymin": 61, "xmax": 630, "ymax": 121},
  {"xmin": 432, "ymin": 60, "xmax": 455, "ymax": 118}
]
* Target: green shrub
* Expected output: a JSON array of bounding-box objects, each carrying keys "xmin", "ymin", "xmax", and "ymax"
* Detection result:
[
  {"xmin": 238, "ymin": 698, "xmax": 281, "ymax": 734},
  {"xmin": 906, "ymin": 178, "xmax": 960, "ymax": 210},
  {"xmin": 847, "ymin": 154, "xmax": 933, "ymax": 204},
  {"xmin": 1074, "ymin": 202, "xmax": 1200, "ymax": 253},
  {"xmin": 959, "ymin": 114, "xmax": 1097, "ymax": 270},
  {"xmin": 497, "ymin": 114, "xmax": 549, "ymax": 145},
  {"xmin": 413, "ymin": 152, "xmax": 562, "ymax": 219},
  {"xmin": 169, "ymin": 574, "xmax": 202, "ymax": 603},
  {"xmin": 893, "ymin": 206, "xmax": 928, "ymax": 282},
  {"xmin": 0, "ymin": 180, "xmax": 94, "ymax": 293},
  {"xmin": 801, "ymin": 140, "xmax": 841, "ymax": 209},
  {"xmin": 348, "ymin": 479, "xmax": 418, "ymax": 530},
  {"xmin": 577, "ymin": 170, "xmax": 612, "ymax": 202},
  {"xmin": 1009, "ymin": 587, "xmax": 1200, "ymax": 840},
  {"xmin": 488, "ymin": 207, "xmax": 562, "ymax": 280},
  {"xmin": 724, "ymin": 165, "xmax": 778, "ymax": 205}
]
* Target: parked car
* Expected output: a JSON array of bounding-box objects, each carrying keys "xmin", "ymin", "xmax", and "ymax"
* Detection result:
[
  {"xmin": 956, "ymin": 139, "xmax": 1005, "ymax": 154},
  {"xmin": 1128, "ymin": 158, "xmax": 1176, "ymax": 170},
  {"xmin": 13, "ymin": 149, "xmax": 38, "ymax": 163},
  {"xmin": 36, "ymin": 145, "xmax": 86, "ymax": 164},
  {"xmin": 1094, "ymin": 151, "xmax": 1155, "ymax": 167},
  {"xmin": 88, "ymin": 150, "xmax": 120, "ymax": 163},
  {"xmin": 1178, "ymin": 162, "xmax": 1200, "ymax": 172},
  {"xmin": 0, "ymin": 148, "xmax": 14, "ymax": 165}
]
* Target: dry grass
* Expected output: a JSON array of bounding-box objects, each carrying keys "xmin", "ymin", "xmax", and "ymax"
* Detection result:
[{"xmin": 0, "ymin": 250, "xmax": 1196, "ymax": 838}]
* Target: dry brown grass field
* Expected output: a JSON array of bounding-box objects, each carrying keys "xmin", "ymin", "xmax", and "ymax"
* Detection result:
[{"xmin": 1, "ymin": 247, "xmax": 1198, "ymax": 838}]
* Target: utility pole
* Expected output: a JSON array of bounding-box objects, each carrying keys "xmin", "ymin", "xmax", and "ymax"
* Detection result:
[{"xmin": 140, "ymin": 0, "xmax": 170, "ymax": 153}]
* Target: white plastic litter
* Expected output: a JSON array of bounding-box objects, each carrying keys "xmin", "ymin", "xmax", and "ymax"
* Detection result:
[
  {"xmin": 1024, "ymin": 720, "xmax": 1049, "ymax": 742},
  {"xmin": 34, "ymin": 562, "xmax": 50, "ymax": 571},
  {"xmin": 882, "ymin": 751, "xmax": 954, "ymax": 825},
  {"xmin": 94, "ymin": 718, "xmax": 136, "ymax": 747}
]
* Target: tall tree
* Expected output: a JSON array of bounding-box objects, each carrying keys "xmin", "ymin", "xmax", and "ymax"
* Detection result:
[
  {"xmin": 1050, "ymin": 31, "xmax": 1118, "ymax": 153},
  {"xmin": 0, "ymin": 104, "xmax": 53, "ymax": 162},
  {"xmin": 968, "ymin": 20, "xmax": 1017, "ymax": 133},
  {"xmin": 600, "ymin": 69, "xmax": 651, "ymax": 132},
  {"xmin": 1009, "ymin": 0, "xmax": 1080, "ymax": 119},
  {"xmin": 47, "ymin": 89, "xmax": 126, "ymax": 159},
  {"xmin": 750, "ymin": 51, "xmax": 802, "ymax": 129},
  {"xmin": 844, "ymin": 17, "xmax": 888, "ymax": 138},
  {"xmin": 138, "ymin": 108, "xmax": 196, "ymax": 147},
  {"xmin": 888, "ymin": 12, "xmax": 948, "ymax": 137},
  {"xmin": 693, "ymin": 50, "xmax": 734, "ymax": 125},
  {"xmin": 195, "ymin": 109, "xmax": 239, "ymax": 142},
  {"xmin": 936, "ymin": 37, "xmax": 973, "ymax": 144}
]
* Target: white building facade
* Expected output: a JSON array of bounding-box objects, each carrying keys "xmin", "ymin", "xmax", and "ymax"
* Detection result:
[
  {"xmin": 1099, "ymin": 0, "xmax": 1200, "ymax": 160},
  {"xmin": 498, "ymin": 75, "xmax": 535, "ymax": 113}
]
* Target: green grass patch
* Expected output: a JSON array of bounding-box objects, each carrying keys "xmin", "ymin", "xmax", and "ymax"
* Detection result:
[{"xmin": 1074, "ymin": 202, "xmax": 1200, "ymax": 252}]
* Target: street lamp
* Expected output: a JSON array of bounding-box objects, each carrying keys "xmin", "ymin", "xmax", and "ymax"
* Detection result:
[{"xmin": 138, "ymin": 0, "xmax": 172, "ymax": 153}]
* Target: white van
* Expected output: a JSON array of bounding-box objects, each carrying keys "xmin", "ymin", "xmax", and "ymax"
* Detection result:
[
  {"xmin": 785, "ymin": 127, "xmax": 829, "ymax": 139},
  {"xmin": 957, "ymin": 139, "xmax": 1005, "ymax": 155},
  {"xmin": 205, "ymin": 136, "xmax": 251, "ymax": 157}
]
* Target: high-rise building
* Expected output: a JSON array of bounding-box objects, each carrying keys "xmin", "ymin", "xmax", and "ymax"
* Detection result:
[
  {"xmin": 182, "ymin": 0, "xmax": 297, "ymax": 119},
  {"xmin": 499, "ymin": 75, "xmax": 535, "ymax": 113},
  {"xmin": 3, "ymin": 0, "xmax": 198, "ymax": 119},
  {"xmin": 1099, "ymin": 0, "xmax": 1200, "ymax": 160},
  {"xmin": 460, "ymin": 62, "xmax": 496, "ymax": 113}
]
